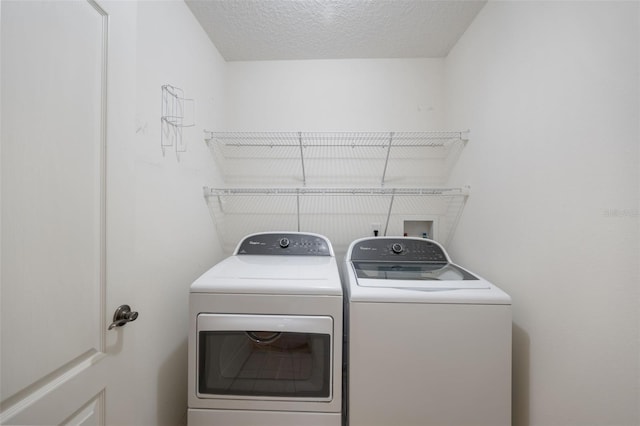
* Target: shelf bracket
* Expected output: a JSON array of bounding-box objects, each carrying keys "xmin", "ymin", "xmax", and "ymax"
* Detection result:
[
  {"xmin": 443, "ymin": 185, "xmax": 470, "ymax": 247},
  {"xmin": 202, "ymin": 187, "xmax": 225, "ymax": 213},
  {"xmin": 381, "ymin": 132, "xmax": 394, "ymax": 186}
]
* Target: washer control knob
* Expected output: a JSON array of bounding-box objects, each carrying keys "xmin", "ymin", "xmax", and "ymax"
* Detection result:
[
  {"xmin": 279, "ymin": 237, "xmax": 290, "ymax": 248},
  {"xmin": 391, "ymin": 243, "xmax": 404, "ymax": 254}
]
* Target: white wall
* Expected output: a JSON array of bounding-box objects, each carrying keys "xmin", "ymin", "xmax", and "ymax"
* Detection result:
[
  {"xmin": 224, "ymin": 58, "xmax": 445, "ymax": 131},
  {"xmin": 131, "ymin": 1, "xmax": 225, "ymax": 424},
  {"xmin": 444, "ymin": 2, "xmax": 639, "ymax": 426}
]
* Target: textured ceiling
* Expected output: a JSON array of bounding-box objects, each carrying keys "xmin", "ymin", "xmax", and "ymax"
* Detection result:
[{"xmin": 185, "ymin": 0, "xmax": 486, "ymax": 61}]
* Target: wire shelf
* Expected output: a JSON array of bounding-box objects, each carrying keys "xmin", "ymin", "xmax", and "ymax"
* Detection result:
[
  {"xmin": 205, "ymin": 131, "xmax": 468, "ymax": 186},
  {"xmin": 204, "ymin": 186, "xmax": 469, "ymax": 256}
]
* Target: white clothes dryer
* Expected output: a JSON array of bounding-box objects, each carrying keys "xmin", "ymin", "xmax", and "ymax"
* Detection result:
[
  {"xmin": 188, "ymin": 232, "xmax": 343, "ymax": 426},
  {"xmin": 344, "ymin": 237, "xmax": 511, "ymax": 426}
]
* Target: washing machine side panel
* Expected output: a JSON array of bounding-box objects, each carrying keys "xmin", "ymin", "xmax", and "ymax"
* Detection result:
[{"xmin": 348, "ymin": 302, "xmax": 512, "ymax": 426}]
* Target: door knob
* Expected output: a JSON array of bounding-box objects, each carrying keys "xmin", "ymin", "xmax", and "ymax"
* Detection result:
[{"xmin": 108, "ymin": 304, "xmax": 139, "ymax": 330}]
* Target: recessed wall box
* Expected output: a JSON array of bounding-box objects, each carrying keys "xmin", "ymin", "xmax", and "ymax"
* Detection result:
[{"xmin": 403, "ymin": 220, "xmax": 435, "ymax": 239}]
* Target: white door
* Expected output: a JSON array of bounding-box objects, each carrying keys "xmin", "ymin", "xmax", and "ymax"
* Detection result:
[{"xmin": 1, "ymin": 1, "xmax": 139, "ymax": 424}]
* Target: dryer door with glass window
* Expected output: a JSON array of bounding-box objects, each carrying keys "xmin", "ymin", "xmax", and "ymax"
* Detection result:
[{"xmin": 196, "ymin": 314, "xmax": 333, "ymax": 401}]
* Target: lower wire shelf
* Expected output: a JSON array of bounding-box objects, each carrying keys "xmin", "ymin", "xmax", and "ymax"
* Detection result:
[{"xmin": 203, "ymin": 187, "xmax": 470, "ymax": 257}]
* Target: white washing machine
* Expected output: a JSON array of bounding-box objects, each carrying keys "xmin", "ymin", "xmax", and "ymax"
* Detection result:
[
  {"xmin": 344, "ymin": 237, "xmax": 511, "ymax": 426},
  {"xmin": 188, "ymin": 232, "xmax": 343, "ymax": 426}
]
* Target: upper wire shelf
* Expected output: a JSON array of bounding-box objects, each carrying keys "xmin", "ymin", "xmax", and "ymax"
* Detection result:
[{"xmin": 204, "ymin": 131, "xmax": 468, "ymax": 187}]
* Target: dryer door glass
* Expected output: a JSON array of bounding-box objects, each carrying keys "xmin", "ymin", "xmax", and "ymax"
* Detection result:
[
  {"xmin": 196, "ymin": 314, "xmax": 333, "ymax": 400},
  {"xmin": 198, "ymin": 331, "xmax": 330, "ymax": 398}
]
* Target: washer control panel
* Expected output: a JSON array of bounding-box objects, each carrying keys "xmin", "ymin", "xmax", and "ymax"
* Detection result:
[
  {"xmin": 350, "ymin": 237, "xmax": 447, "ymax": 262},
  {"xmin": 236, "ymin": 233, "xmax": 332, "ymax": 256}
]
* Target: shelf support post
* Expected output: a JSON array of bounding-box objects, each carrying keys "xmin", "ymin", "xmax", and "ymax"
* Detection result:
[
  {"xmin": 298, "ymin": 132, "xmax": 307, "ymax": 186},
  {"xmin": 381, "ymin": 132, "xmax": 394, "ymax": 186},
  {"xmin": 296, "ymin": 189, "xmax": 301, "ymax": 232}
]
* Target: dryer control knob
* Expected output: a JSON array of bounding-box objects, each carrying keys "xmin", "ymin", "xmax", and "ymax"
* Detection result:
[
  {"xmin": 279, "ymin": 237, "xmax": 290, "ymax": 248},
  {"xmin": 391, "ymin": 243, "xmax": 404, "ymax": 254}
]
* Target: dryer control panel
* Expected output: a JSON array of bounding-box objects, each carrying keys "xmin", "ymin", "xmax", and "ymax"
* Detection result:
[
  {"xmin": 236, "ymin": 233, "xmax": 332, "ymax": 256},
  {"xmin": 350, "ymin": 238, "xmax": 447, "ymax": 262}
]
